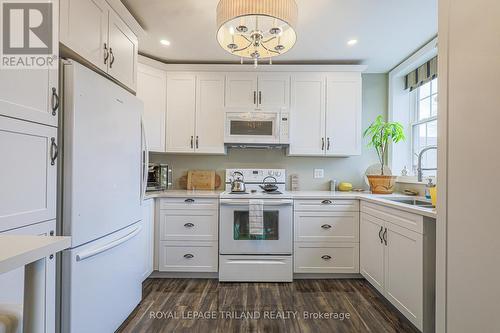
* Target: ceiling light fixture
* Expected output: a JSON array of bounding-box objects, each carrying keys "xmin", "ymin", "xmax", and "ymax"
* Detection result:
[
  {"xmin": 216, "ymin": 0, "xmax": 298, "ymax": 67},
  {"xmin": 160, "ymin": 39, "xmax": 171, "ymax": 46},
  {"xmin": 347, "ymin": 39, "xmax": 358, "ymax": 46}
]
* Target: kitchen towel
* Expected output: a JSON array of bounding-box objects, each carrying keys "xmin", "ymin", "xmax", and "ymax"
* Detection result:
[{"xmin": 249, "ymin": 199, "xmax": 264, "ymax": 236}]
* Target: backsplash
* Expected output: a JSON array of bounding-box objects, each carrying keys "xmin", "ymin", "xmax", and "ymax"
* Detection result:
[{"xmin": 150, "ymin": 74, "xmax": 387, "ymax": 191}]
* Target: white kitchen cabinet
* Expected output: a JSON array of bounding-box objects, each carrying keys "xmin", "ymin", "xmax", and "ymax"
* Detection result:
[
  {"xmin": 289, "ymin": 72, "xmax": 362, "ymax": 156},
  {"xmin": 195, "ymin": 74, "xmax": 226, "ymax": 154},
  {"xmin": 225, "ymin": 73, "xmax": 289, "ymax": 110},
  {"xmin": 360, "ymin": 203, "xmax": 436, "ymax": 332},
  {"xmin": 141, "ymin": 199, "xmax": 154, "ymax": 281},
  {"xmin": 360, "ymin": 212, "xmax": 386, "ymax": 294},
  {"xmin": 107, "ymin": 10, "xmax": 138, "ymax": 90},
  {"xmin": 137, "ymin": 64, "xmax": 167, "ymax": 152},
  {"xmin": 294, "ymin": 211, "xmax": 359, "ymax": 243},
  {"xmin": 294, "ymin": 242, "xmax": 359, "ymax": 274},
  {"xmin": 165, "ymin": 73, "xmax": 225, "ymax": 154},
  {"xmin": 166, "ymin": 74, "xmax": 196, "ymax": 153},
  {"xmin": 60, "ymin": 0, "xmax": 109, "ymax": 72},
  {"xmin": 0, "ymin": 220, "xmax": 57, "ymax": 333},
  {"xmin": 60, "ymin": 0, "xmax": 138, "ymax": 91},
  {"xmin": 289, "ymin": 73, "xmax": 326, "ymax": 155},
  {"xmin": 325, "ymin": 73, "xmax": 362, "ymax": 156},
  {"xmin": 0, "ymin": 116, "xmax": 58, "ymax": 232}
]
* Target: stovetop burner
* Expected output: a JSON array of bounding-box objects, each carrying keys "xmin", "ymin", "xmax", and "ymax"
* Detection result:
[{"xmin": 229, "ymin": 190, "xmax": 283, "ymax": 195}]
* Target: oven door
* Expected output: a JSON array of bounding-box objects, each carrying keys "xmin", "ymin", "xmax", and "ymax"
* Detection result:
[
  {"xmin": 224, "ymin": 111, "xmax": 280, "ymax": 144},
  {"xmin": 219, "ymin": 199, "xmax": 293, "ymax": 255}
]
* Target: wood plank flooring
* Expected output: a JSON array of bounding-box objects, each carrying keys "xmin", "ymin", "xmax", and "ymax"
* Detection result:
[{"xmin": 116, "ymin": 278, "xmax": 420, "ymax": 333}]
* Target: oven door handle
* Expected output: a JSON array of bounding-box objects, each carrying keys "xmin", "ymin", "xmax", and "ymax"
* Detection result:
[{"xmin": 220, "ymin": 199, "xmax": 293, "ymax": 206}]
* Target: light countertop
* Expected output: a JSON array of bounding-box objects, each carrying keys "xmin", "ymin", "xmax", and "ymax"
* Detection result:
[
  {"xmin": 146, "ymin": 190, "xmax": 436, "ymax": 219},
  {"xmin": 0, "ymin": 235, "xmax": 71, "ymax": 274}
]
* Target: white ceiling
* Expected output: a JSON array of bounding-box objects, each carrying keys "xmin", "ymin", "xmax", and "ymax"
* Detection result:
[{"xmin": 122, "ymin": 0, "xmax": 437, "ymax": 73}]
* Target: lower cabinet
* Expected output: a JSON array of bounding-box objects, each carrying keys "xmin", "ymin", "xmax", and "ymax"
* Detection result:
[
  {"xmin": 0, "ymin": 220, "xmax": 56, "ymax": 333},
  {"xmin": 294, "ymin": 199, "xmax": 360, "ymax": 274},
  {"xmin": 158, "ymin": 198, "xmax": 219, "ymax": 272},
  {"xmin": 360, "ymin": 203, "xmax": 436, "ymax": 332}
]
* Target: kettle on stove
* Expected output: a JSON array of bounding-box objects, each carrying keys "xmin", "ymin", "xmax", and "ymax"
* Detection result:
[{"xmin": 230, "ymin": 171, "xmax": 246, "ymax": 193}]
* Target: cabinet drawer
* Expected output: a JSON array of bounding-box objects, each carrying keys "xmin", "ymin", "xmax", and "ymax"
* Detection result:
[
  {"xmin": 294, "ymin": 211, "xmax": 359, "ymax": 243},
  {"xmin": 159, "ymin": 198, "xmax": 218, "ymax": 210},
  {"xmin": 159, "ymin": 210, "xmax": 218, "ymax": 241},
  {"xmin": 361, "ymin": 201, "xmax": 424, "ymax": 234},
  {"xmin": 294, "ymin": 199, "xmax": 359, "ymax": 212},
  {"xmin": 294, "ymin": 243, "xmax": 359, "ymax": 273},
  {"xmin": 159, "ymin": 241, "xmax": 218, "ymax": 272}
]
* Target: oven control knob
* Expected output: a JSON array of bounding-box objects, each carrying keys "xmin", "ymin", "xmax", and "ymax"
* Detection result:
[
  {"xmin": 268, "ymin": 171, "xmax": 273, "ymax": 176},
  {"xmin": 275, "ymin": 171, "xmax": 281, "ymax": 177}
]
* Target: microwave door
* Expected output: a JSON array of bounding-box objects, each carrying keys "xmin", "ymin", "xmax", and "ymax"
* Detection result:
[{"xmin": 225, "ymin": 112, "xmax": 280, "ymax": 144}]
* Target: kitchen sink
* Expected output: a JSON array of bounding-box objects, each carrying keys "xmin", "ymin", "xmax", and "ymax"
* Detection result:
[{"xmin": 386, "ymin": 198, "xmax": 435, "ymax": 209}]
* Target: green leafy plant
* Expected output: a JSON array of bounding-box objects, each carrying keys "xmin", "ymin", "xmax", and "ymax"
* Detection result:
[{"xmin": 363, "ymin": 115, "xmax": 405, "ymax": 175}]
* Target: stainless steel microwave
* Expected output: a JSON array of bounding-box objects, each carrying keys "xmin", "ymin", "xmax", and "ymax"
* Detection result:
[
  {"xmin": 224, "ymin": 111, "xmax": 289, "ymax": 144},
  {"xmin": 147, "ymin": 163, "xmax": 172, "ymax": 191}
]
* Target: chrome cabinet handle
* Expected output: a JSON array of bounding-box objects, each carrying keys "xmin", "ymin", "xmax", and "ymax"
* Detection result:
[
  {"xmin": 109, "ymin": 48, "xmax": 115, "ymax": 68},
  {"xmin": 184, "ymin": 254, "xmax": 194, "ymax": 259},
  {"xmin": 327, "ymin": 137, "xmax": 331, "ymax": 150},
  {"xmin": 321, "ymin": 137, "xmax": 325, "ymax": 150},
  {"xmin": 196, "ymin": 136, "xmax": 199, "ymax": 149},
  {"xmin": 259, "ymin": 91, "xmax": 262, "ymax": 105},
  {"xmin": 190, "ymin": 136, "xmax": 194, "ymax": 148},
  {"xmin": 184, "ymin": 198, "xmax": 195, "ymax": 203},
  {"xmin": 321, "ymin": 255, "xmax": 332, "ymax": 260},
  {"xmin": 104, "ymin": 43, "xmax": 109, "ymax": 64},
  {"xmin": 321, "ymin": 200, "xmax": 332, "ymax": 205},
  {"xmin": 383, "ymin": 228, "xmax": 388, "ymax": 246},
  {"xmin": 50, "ymin": 137, "xmax": 58, "ymax": 166},
  {"xmin": 49, "ymin": 254, "xmax": 54, "ymax": 260},
  {"xmin": 321, "ymin": 224, "xmax": 332, "ymax": 229},
  {"xmin": 51, "ymin": 87, "xmax": 59, "ymax": 116},
  {"xmin": 378, "ymin": 226, "xmax": 383, "ymax": 244},
  {"xmin": 50, "ymin": 230, "xmax": 54, "ymax": 236},
  {"xmin": 184, "ymin": 223, "xmax": 195, "ymax": 228},
  {"xmin": 253, "ymin": 91, "xmax": 257, "ymax": 105}
]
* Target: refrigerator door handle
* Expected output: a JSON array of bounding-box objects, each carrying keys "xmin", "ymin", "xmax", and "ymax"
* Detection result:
[
  {"xmin": 76, "ymin": 226, "xmax": 142, "ymax": 262},
  {"xmin": 140, "ymin": 117, "xmax": 149, "ymax": 201}
]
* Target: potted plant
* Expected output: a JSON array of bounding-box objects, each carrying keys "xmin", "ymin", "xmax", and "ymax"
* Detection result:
[{"xmin": 364, "ymin": 115, "xmax": 405, "ymax": 194}]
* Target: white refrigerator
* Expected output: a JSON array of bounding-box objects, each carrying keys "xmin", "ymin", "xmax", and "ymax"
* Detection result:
[{"xmin": 59, "ymin": 61, "xmax": 147, "ymax": 333}]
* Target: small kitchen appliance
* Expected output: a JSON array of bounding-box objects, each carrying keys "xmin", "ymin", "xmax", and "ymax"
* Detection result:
[{"xmin": 147, "ymin": 163, "xmax": 172, "ymax": 191}]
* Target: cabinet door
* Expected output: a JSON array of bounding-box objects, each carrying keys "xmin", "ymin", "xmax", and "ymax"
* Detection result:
[
  {"xmin": 60, "ymin": 0, "xmax": 109, "ymax": 72},
  {"xmin": 137, "ymin": 64, "xmax": 166, "ymax": 152},
  {"xmin": 195, "ymin": 73, "xmax": 226, "ymax": 154},
  {"xmin": 325, "ymin": 73, "xmax": 362, "ymax": 156},
  {"xmin": 0, "ymin": 67, "xmax": 58, "ymax": 127},
  {"xmin": 141, "ymin": 199, "xmax": 154, "ymax": 281},
  {"xmin": 257, "ymin": 74, "xmax": 290, "ymax": 110},
  {"xmin": 384, "ymin": 222, "xmax": 423, "ymax": 330},
  {"xmin": 294, "ymin": 211, "xmax": 359, "ymax": 243},
  {"xmin": 166, "ymin": 74, "xmax": 196, "ymax": 153},
  {"xmin": 0, "ymin": 220, "xmax": 56, "ymax": 333},
  {"xmin": 360, "ymin": 213, "xmax": 385, "ymax": 294},
  {"xmin": 225, "ymin": 73, "xmax": 258, "ymax": 108},
  {"xmin": 288, "ymin": 74, "xmax": 326, "ymax": 156},
  {"xmin": 0, "ymin": 117, "xmax": 57, "ymax": 232},
  {"xmin": 107, "ymin": 10, "xmax": 138, "ymax": 91}
]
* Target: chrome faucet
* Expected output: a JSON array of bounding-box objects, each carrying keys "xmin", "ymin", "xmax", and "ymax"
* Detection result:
[{"xmin": 417, "ymin": 146, "xmax": 438, "ymax": 182}]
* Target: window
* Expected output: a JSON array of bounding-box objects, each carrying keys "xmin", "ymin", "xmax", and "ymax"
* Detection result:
[{"xmin": 411, "ymin": 78, "xmax": 438, "ymax": 178}]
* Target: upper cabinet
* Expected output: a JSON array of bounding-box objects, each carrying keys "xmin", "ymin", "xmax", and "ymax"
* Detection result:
[
  {"xmin": 225, "ymin": 73, "xmax": 289, "ymax": 110},
  {"xmin": 60, "ymin": 0, "xmax": 139, "ymax": 91},
  {"xmin": 137, "ymin": 64, "xmax": 167, "ymax": 152},
  {"xmin": 288, "ymin": 72, "xmax": 362, "ymax": 156}
]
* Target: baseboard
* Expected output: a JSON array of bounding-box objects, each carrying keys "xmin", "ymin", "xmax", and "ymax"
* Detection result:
[{"xmin": 293, "ymin": 273, "xmax": 363, "ymax": 279}]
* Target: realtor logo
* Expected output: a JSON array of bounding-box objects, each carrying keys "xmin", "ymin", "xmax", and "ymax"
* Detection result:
[{"xmin": 1, "ymin": 0, "xmax": 57, "ymax": 69}]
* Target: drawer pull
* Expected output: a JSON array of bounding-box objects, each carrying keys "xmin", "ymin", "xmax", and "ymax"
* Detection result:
[
  {"xmin": 183, "ymin": 254, "xmax": 194, "ymax": 259},
  {"xmin": 321, "ymin": 224, "xmax": 332, "ymax": 229},
  {"xmin": 184, "ymin": 198, "xmax": 195, "ymax": 203},
  {"xmin": 321, "ymin": 255, "xmax": 332, "ymax": 260},
  {"xmin": 184, "ymin": 223, "xmax": 195, "ymax": 228},
  {"xmin": 321, "ymin": 200, "xmax": 333, "ymax": 205}
]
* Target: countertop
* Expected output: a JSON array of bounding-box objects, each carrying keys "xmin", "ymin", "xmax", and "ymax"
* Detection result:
[{"xmin": 145, "ymin": 190, "xmax": 436, "ymax": 219}]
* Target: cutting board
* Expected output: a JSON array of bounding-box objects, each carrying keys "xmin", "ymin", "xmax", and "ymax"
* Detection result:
[{"xmin": 186, "ymin": 170, "xmax": 219, "ymax": 190}]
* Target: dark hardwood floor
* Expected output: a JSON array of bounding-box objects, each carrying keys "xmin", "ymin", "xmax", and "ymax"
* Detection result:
[{"xmin": 117, "ymin": 278, "xmax": 420, "ymax": 333}]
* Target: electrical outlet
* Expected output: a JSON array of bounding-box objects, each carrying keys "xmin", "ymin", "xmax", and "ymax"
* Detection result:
[{"xmin": 314, "ymin": 169, "xmax": 324, "ymax": 179}]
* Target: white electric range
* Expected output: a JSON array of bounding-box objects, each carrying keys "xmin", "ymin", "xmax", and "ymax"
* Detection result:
[{"xmin": 219, "ymin": 169, "xmax": 293, "ymax": 282}]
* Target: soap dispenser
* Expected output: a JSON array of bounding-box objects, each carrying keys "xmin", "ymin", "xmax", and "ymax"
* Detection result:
[{"xmin": 425, "ymin": 178, "xmax": 435, "ymax": 199}]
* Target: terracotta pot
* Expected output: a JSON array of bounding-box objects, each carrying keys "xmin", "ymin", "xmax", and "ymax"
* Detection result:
[{"xmin": 367, "ymin": 175, "xmax": 397, "ymax": 194}]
